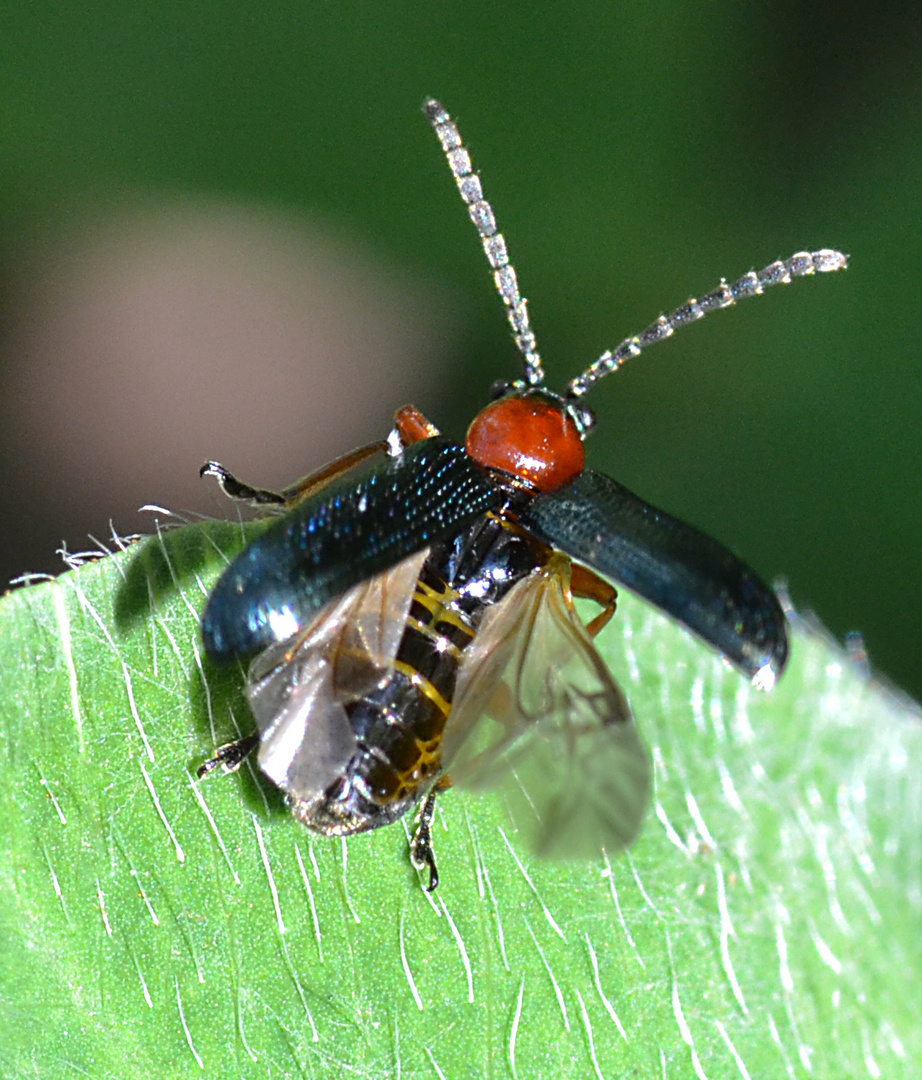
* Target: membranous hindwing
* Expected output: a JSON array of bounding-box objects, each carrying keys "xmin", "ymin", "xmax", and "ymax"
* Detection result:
[
  {"xmin": 245, "ymin": 550, "xmax": 430, "ymax": 804},
  {"xmin": 442, "ymin": 552, "xmax": 651, "ymax": 858}
]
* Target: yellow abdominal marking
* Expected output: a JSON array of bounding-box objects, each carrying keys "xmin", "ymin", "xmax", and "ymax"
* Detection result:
[
  {"xmin": 413, "ymin": 581, "xmax": 475, "ymax": 636},
  {"xmin": 393, "ymin": 659, "xmax": 452, "ymax": 716},
  {"xmin": 407, "ymin": 616, "xmax": 463, "ymax": 659},
  {"xmin": 392, "ymin": 737, "xmax": 444, "ymax": 800}
]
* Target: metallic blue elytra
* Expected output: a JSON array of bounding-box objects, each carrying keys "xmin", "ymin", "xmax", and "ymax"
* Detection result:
[
  {"xmin": 520, "ymin": 469, "xmax": 788, "ymax": 683},
  {"xmin": 202, "ymin": 438, "xmax": 502, "ymax": 663}
]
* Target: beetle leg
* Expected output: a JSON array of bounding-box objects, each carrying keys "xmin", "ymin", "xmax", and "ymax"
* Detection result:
[
  {"xmin": 201, "ymin": 439, "xmax": 391, "ymax": 512},
  {"xmin": 394, "ymin": 404, "xmax": 441, "ymax": 445},
  {"xmin": 410, "ymin": 776, "xmax": 452, "ymax": 891},
  {"xmin": 569, "ymin": 562, "xmax": 618, "ymax": 638},
  {"xmin": 286, "ymin": 405, "xmax": 439, "ymax": 502},
  {"xmin": 202, "ymin": 405, "xmax": 439, "ymax": 514},
  {"xmin": 279, "ymin": 440, "xmax": 390, "ymax": 505},
  {"xmin": 196, "ymin": 732, "xmax": 260, "ymax": 778},
  {"xmin": 200, "ymin": 461, "xmax": 287, "ymax": 507}
]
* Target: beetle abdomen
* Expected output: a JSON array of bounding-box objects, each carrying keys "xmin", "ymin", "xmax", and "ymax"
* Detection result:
[{"xmin": 288, "ymin": 513, "xmax": 544, "ymax": 836}]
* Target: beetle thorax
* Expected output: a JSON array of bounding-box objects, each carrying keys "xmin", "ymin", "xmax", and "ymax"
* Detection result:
[{"xmin": 465, "ymin": 391, "xmax": 585, "ymax": 493}]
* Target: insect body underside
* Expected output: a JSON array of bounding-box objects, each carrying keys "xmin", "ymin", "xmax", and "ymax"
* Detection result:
[{"xmin": 246, "ymin": 512, "xmax": 547, "ymax": 838}]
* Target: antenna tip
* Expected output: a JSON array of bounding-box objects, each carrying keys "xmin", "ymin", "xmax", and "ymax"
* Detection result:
[
  {"xmin": 423, "ymin": 98, "xmax": 449, "ymax": 124},
  {"xmin": 814, "ymin": 249, "xmax": 849, "ymax": 273}
]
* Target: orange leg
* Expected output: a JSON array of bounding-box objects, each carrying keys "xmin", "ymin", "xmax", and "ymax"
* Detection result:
[
  {"xmin": 279, "ymin": 440, "xmax": 389, "ymax": 505},
  {"xmin": 394, "ymin": 404, "xmax": 441, "ymax": 444},
  {"xmin": 569, "ymin": 562, "xmax": 618, "ymax": 638},
  {"xmin": 276, "ymin": 403, "xmax": 441, "ymax": 502},
  {"xmin": 202, "ymin": 405, "xmax": 442, "ymax": 511},
  {"xmin": 200, "ymin": 440, "xmax": 389, "ymax": 510}
]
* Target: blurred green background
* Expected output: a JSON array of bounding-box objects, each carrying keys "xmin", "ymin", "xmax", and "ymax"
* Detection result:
[{"xmin": 0, "ymin": 2, "xmax": 919, "ymax": 701}]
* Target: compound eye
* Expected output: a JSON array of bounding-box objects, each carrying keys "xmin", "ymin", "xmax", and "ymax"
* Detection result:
[
  {"xmin": 489, "ymin": 378, "xmax": 514, "ymax": 401},
  {"xmin": 573, "ymin": 402, "xmax": 597, "ymax": 435}
]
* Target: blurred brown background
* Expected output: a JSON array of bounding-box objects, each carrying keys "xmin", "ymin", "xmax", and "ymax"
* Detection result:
[{"xmin": 1, "ymin": 3, "xmax": 920, "ymax": 701}]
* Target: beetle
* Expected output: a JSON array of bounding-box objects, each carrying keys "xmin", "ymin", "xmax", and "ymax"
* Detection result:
[{"xmin": 197, "ymin": 98, "xmax": 846, "ymax": 889}]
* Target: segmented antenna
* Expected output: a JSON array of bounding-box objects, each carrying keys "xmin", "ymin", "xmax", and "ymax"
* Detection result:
[
  {"xmin": 424, "ymin": 98, "xmax": 848, "ymax": 403},
  {"xmin": 567, "ymin": 248, "xmax": 848, "ymax": 399},
  {"xmin": 424, "ymin": 98, "xmax": 546, "ymax": 388}
]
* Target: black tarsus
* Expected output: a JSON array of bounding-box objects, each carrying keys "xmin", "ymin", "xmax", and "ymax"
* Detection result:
[
  {"xmin": 200, "ymin": 460, "xmax": 287, "ymax": 507},
  {"xmin": 196, "ymin": 732, "xmax": 260, "ymax": 778},
  {"xmin": 410, "ymin": 788, "xmax": 440, "ymax": 892}
]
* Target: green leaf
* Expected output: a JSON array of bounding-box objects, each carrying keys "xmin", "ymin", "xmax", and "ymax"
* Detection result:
[{"xmin": 1, "ymin": 519, "xmax": 919, "ymax": 1078}]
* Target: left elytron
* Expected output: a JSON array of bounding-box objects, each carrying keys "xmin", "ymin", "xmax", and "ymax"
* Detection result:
[{"xmin": 198, "ymin": 99, "xmax": 846, "ymax": 889}]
